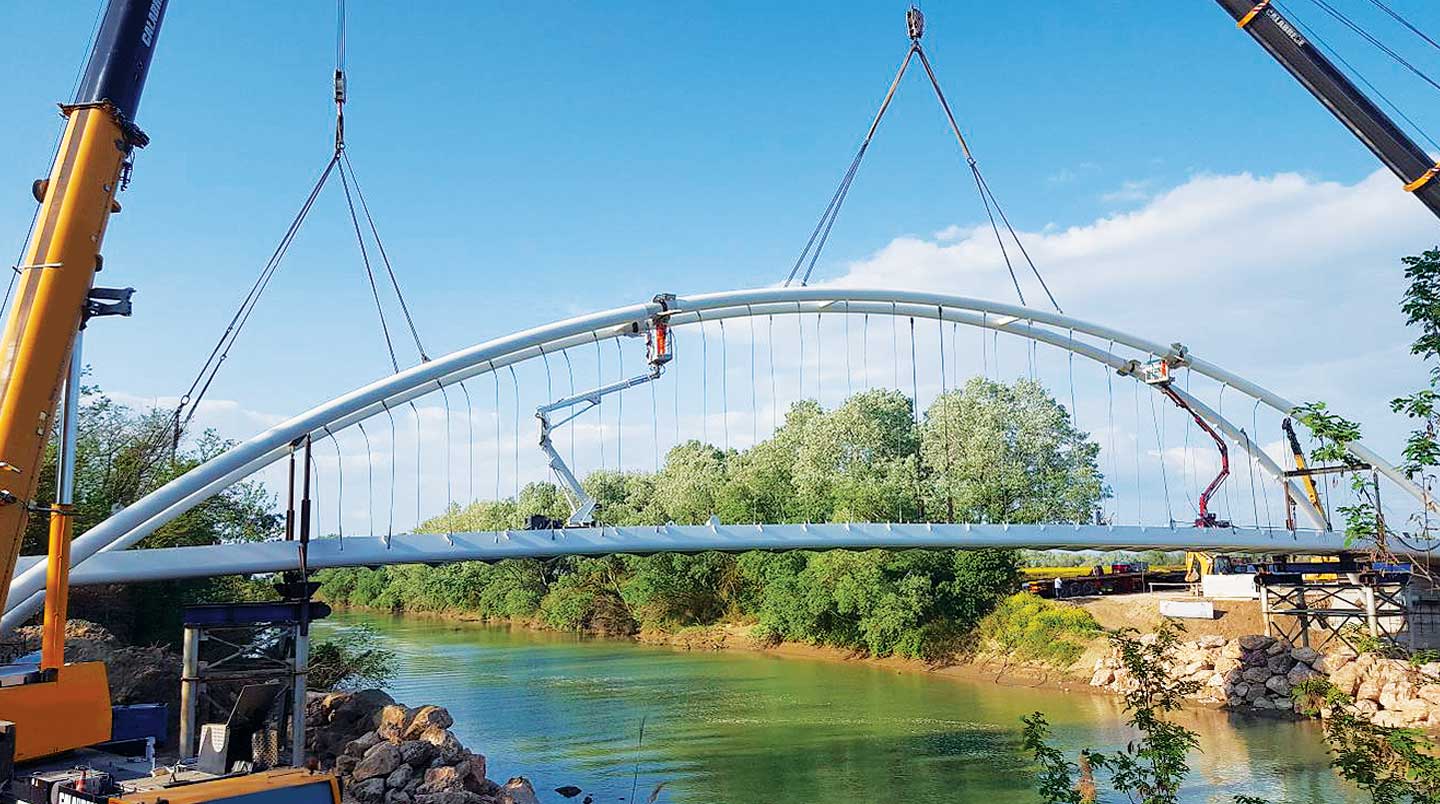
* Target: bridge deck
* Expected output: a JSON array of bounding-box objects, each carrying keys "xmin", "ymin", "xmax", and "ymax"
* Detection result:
[{"xmin": 14, "ymin": 523, "xmax": 1349, "ymax": 587}]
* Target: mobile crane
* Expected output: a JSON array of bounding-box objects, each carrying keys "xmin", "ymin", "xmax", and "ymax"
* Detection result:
[
  {"xmin": 0, "ymin": 5, "xmax": 339, "ymax": 804},
  {"xmin": 1214, "ymin": 0, "xmax": 1440, "ymax": 220}
]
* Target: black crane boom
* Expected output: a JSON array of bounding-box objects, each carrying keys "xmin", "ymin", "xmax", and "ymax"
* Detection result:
[{"xmin": 1214, "ymin": 0, "xmax": 1440, "ymax": 220}]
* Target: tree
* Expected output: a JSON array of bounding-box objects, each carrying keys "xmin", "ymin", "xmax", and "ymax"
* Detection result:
[
  {"xmin": 922, "ymin": 377, "xmax": 1104, "ymax": 524},
  {"xmin": 28, "ymin": 384, "xmax": 280, "ymax": 645}
]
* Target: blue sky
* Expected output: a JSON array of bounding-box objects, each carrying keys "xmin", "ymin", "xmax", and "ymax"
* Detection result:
[{"xmin": 3, "ymin": 2, "xmax": 1439, "ymax": 533}]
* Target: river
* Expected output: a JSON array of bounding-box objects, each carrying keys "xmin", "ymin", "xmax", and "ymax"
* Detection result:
[{"xmin": 329, "ymin": 613, "xmax": 1355, "ymax": 803}]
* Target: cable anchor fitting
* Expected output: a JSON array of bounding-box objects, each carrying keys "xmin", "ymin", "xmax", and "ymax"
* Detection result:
[{"xmin": 906, "ymin": 6, "xmax": 924, "ymax": 41}]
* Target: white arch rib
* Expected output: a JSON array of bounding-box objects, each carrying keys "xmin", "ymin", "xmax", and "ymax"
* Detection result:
[{"xmin": 4, "ymin": 288, "xmax": 1419, "ymax": 630}]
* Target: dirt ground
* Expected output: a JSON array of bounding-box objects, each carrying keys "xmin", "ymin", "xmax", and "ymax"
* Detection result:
[{"xmin": 1073, "ymin": 592, "xmax": 1268, "ymax": 639}]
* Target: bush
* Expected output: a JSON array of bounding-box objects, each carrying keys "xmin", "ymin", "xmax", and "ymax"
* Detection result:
[
  {"xmin": 309, "ymin": 623, "xmax": 397, "ymax": 690},
  {"xmin": 977, "ymin": 593, "xmax": 1101, "ymax": 667}
]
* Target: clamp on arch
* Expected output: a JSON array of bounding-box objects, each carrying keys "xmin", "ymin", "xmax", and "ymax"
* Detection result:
[{"xmin": 5, "ymin": 287, "xmax": 1424, "ymax": 630}]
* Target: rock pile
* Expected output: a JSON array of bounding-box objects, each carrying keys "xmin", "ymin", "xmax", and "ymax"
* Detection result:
[
  {"xmin": 1323, "ymin": 651, "xmax": 1440, "ymax": 728},
  {"xmin": 1088, "ymin": 633, "xmax": 1440, "ymax": 729},
  {"xmin": 307, "ymin": 691, "xmax": 542, "ymax": 804}
]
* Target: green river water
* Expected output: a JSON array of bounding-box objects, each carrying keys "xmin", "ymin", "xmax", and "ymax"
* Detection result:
[{"xmin": 332, "ymin": 613, "xmax": 1356, "ymax": 803}]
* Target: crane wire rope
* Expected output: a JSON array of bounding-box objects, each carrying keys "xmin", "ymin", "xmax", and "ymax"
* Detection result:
[
  {"xmin": 1298, "ymin": 0, "xmax": 1440, "ymax": 95},
  {"xmin": 1362, "ymin": 0, "xmax": 1440, "ymax": 53},
  {"xmin": 782, "ymin": 9, "xmax": 1062, "ymax": 315},
  {"xmin": 1278, "ymin": 1, "xmax": 1440, "ymax": 151}
]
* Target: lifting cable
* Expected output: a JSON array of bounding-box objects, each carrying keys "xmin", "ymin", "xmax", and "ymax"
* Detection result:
[
  {"xmin": 1299, "ymin": 0, "xmax": 1440, "ymax": 95},
  {"xmin": 1363, "ymin": 0, "xmax": 1440, "ymax": 53},
  {"xmin": 783, "ymin": 7, "xmax": 1062, "ymax": 315},
  {"xmin": 170, "ymin": 0, "xmax": 429, "ymax": 454}
]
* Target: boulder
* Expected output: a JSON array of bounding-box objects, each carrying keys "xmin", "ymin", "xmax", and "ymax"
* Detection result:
[
  {"xmin": 346, "ymin": 732, "xmax": 384, "ymax": 758},
  {"xmin": 1286, "ymin": 664, "xmax": 1320, "ymax": 687},
  {"xmin": 351, "ymin": 778, "xmax": 388, "ymax": 804},
  {"xmin": 1269, "ymin": 696, "xmax": 1294, "ymax": 712},
  {"xmin": 419, "ymin": 729, "xmax": 467, "ymax": 765},
  {"xmin": 400, "ymin": 739, "xmax": 438, "ymax": 768},
  {"xmin": 354, "ymin": 743, "xmax": 403, "ymax": 782},
  {"xmin": 1206, "ymin": 672, "xmax": 1225, "ymax": 688},
  {"xmin": 337, "ymin": 755, "xmax": 359, "ymax": 777},
  {"xmin": 1417, "ymin": 684, "xmax": 1440, "ymax": 706},
  {"xmin": 1219, "ymin": 641, "xmax": 1244, "ymax": 660},
  {"xmin": 1231, "ymin": 682, "xmax": 1251, "ymax": 700},
  {"xmin": 1419, "ymin": 662, "xmax": 1440, "ymax": 680},
  {"xmin": 1090, "ymin": 667, "xmax": 1114, "ymax": 687},
  {"xmin": 1252, "ymin": 696, "xmax": 1276, "ymax": 710},
  {"xmin": 1372, "ymin": 710, "xmax": 1409, "ymax": 728},
  {"xmin": 1354, "ymin": 698, "xmax": 1380, "ymax": 714},
  {"xmin": 1290, "ymin": 646, "xmax": 1321, "ymax": 665},
  {"xmin": 378, "ymin": 706, "xmax": 415, "ymax": 743},
  {"xmin": 1214, "ymin": 657, "xmax": 1240, "ymax": 676},
  {"xmin": 1264, "ymin": 676, "xmax": 1291, "ymax": 696},
  {"xmin": 1378, "ymin": 682, "xmax": 1416, "ymax": 712},
  {"xmin": 417, "ymin": 767, "xmax": 461, "ymax": 795},
  {"xmin": 1242, "ymin": 667, "xmax": 1271, "ymax": 684},
  {"xmin": 498, "ymin": 778, "xmax": 540, "ymax": 804},
  {"xmin": 414, "ymin": 794, "xmax": 489, "ymax": 804},
  {"xmin": 385, "ymin": 792, "xmax": 413, "ymax": 804},
  {"xmin": 1197, "ymin": 635, "xmax": 1227, "ymax": 649},
  {"xmin": 1239, "ymin": 635, "xmax": 1274, "ymax": 651},
  {"xmin": 1266, "ymin": 654, "xmax": 1295, "ymax": 675},
  {"xmin": 454, "ymin": 756, "xmax": 488, "ymax": 793},
  {"xmin": 1355, "ymin": 676, "xmax": 1382, "ymax": 703},
  {"xmin": 1328, "ymin": 659, "xmax": 1363, "ymax": 697},
  {"xmin": 1266, "ymin": 639, "xmax": 1292, "ymax": 656},
  {"xmin": 386, "ymin": 765, "xmax": 416, "ymax": 791},
  {"xmin": 403, "ymin": 706, "xmax": 455, "ymax": 742}
]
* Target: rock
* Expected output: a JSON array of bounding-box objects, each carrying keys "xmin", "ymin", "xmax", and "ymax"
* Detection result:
[
  {"xmin": 1328, "ymin": 660, "xmax": 1362, "ymax": 697},
  {"xmin": 1355, "ymin": 699, "xmax": 1379, "ymax": 714},
  {"xmin": 1252, "ymin": 696, "xmax": 1276, "ymax": 710},
  {"xmin": 1239, "ymin": 635, "xmax": 1274, "ymax": 651},
  {"xmin": 1373, "ymin": 710, "xmax": 1409, "ymax": 728},
  {"xmin": 1287, "ymin": 664, "xmax": 1320, "ymax": 687},
  {"xmin": 400, "ymin": 739, "xmax": 438, "ymax": 768},
  {"xmin": 337, "ymin": 755, "xmax": 360, "ymax": 777},
  {"xmin": 351, "ymin": 778, "xmax": 388, "ymax": 804},
  {"xmin": 1356, "ymin": 676, "xmax": 1382, "ymax": 703},
  {"xmin": 554, "ymin": 787, "xmax": 582, "ymax": 799},
  {"xmin": 378, "ymin": 706, "xmax": 415, "ymax": 743},
  {"xmin": 1264, "ymin": 676, "xmax": 1291, "ymax": 696},
  {"xmin": 355, "ymin": 742, "xmax": 404, "ymax": 782},
  {"xmin": 1207, "ymin": 672, "xmax": 1225, "ymax": 688},
  {"xmin": 1419, "ymin": 662, "xmax": 1440, "ymax": 680},
  {"xmin": 1290, "ymin": 646, "xmax": 1321, "ymax": 665},
  {"xmin": 1378, "ymin": 682, "xmax": 1415, "ymax": 712},
  {"xmin": 419, "ymin": 729, "xmax": 467, "ymax": 765},
  {"xmin": 1266, "ymin": 654, "xmax": 1295, "ymax": 675},
  {"xmin": 498, "ymin": 778, "xmax": 540, "ymax": 804},
  {"xmin": 387, "ymin": 765, "xmax": 416, "ymax": 791},
  {"xmin": 403, "ymin": 706, "xmax": 455, "ymax": 742},
  {"xmin": 1197, "ymin": 635, "xmax": 1227, "ymax": 649},
  {"xmin": 1219, "ymin": 641, "xmax": 1244, "ymax": 660},
  {"xmin": 414, "ymin": 793, "xmax": 489, "ymax": 804},
  {"xmin": 385, "ymin": 792, "xmax": 413, "ymax": 804},
  {"xmin": 346, "ymin": 732, "xmax": 385, "ymax": 758},
  {"xmin": 1232, "ymin": 682, "xmax": 1251, "ymax": 700},
  {"xmin": 1215, "ymin": 657, "xmax": 1240, "ymax": 675},
  {"xmin": 1417, "ymin": 684, "xmax": 1440, "ymax": 706},
  {"xmin": 1269, "ymin": 696, "xmax": 1294, "ymax": 712},
  {"xmin": 453, "ymin": 756, "xmax": 488, "ymax": 793},
  {"xmin": 1246, "ymin": 684, "xmax": 1268, "ymax": 703},
  {"xmin": 1266, "ymin": 639, "xmax": 1292, "ymax": 656},
  {"xmin": 417, "ymin": 767, "xmax": 461, "ymax": 795},
  {"xmin": 1242, "ymin": 667, "xmax": 1271, "ymax": 684},
  {"xmin": 1090, "ymin": 667, "xmax": 1114, "ymax": 687}
]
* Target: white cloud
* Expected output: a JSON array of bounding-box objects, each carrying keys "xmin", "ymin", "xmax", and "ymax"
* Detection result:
[{"xmin": 1099, "ymin": 178, "xmax": 1155, "ymax": 204}]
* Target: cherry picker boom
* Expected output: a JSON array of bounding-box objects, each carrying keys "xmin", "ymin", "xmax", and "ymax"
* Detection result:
[
  {"xmin": 535, "ymin": 297, "xmax": 674, "ymax": 526},
  {"xmin": 1214, "ymin": 0, "xmax": 1440, "ymax": 220}
]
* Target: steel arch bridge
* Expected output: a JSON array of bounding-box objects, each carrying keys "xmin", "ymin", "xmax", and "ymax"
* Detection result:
[{"xmin": 5, "ymin": 287, "xmax": 1431, "ymax": 631}]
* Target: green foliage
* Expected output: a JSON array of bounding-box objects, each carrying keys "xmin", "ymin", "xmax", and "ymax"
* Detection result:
[
  {"xmin": 309, "ymin": 623, "xmax": 397, "ymax": 691},
  {"xmin": 1290, "ymin": 401, "xmax": 1382, "ymax": 546},
  {"xmin": 315, "ymin": 380, "xmax": 1097, "ymax": 661},
  {"xmin": 976, "ymin": 593, "xmax": 1101, "ymax": 667},
  {"xmin": 1024, "ymin": 624, "xmax": 1201, "ymax": 804},
  {"xmin": 27, "ymin": 384, "xmax": 280, "ymax": 645},
  {"xmin": 1303, "ymin": 680, "xmax": 1440, "ymax": 803}
]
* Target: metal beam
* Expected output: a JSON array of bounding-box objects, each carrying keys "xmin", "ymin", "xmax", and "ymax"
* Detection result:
[
  {"xmin": 4, "ymin": 287, "xmax": 1422, "ymax": 629},
  {"xmin": 19, "ymin": 524, "xmax": 1355, "ymax": 587}
]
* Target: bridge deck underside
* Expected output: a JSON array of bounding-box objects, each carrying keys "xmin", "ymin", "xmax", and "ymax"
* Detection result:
[{"xmin": 13, "ymin": 523, "xmax": 1349, "ymax": 587}]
